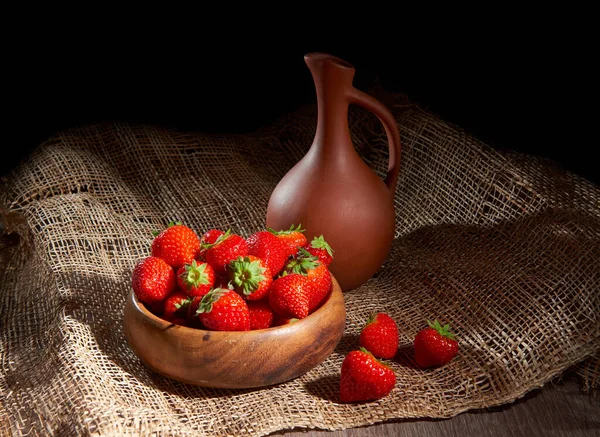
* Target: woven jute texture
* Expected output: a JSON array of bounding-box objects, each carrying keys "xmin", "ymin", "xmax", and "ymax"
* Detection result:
[{"xmin": 1, "ymin": 94, "xmax": 599, "ymax": 436}]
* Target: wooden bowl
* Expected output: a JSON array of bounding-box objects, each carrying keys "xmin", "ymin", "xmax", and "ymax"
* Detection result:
[{"xmin": 123, "ymin": 274, "xmax": 346, "ymax": 389}]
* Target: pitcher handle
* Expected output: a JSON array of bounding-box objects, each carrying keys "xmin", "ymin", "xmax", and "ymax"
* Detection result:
[{"xmin": 348, "ymin": 88, "xmax": 402, "ymax": 193}]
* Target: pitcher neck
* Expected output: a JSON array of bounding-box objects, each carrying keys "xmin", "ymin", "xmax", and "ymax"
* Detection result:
[
  {"xmin": 305, "ymin": 53, "xmax": 356, "ymax": 151},
  {"xmin": 314, "ymin": 88, "xmax": 352, "ymax": 146}
]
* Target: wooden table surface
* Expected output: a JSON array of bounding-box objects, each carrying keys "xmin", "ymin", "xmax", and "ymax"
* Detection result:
[{"xmin": 272, "ymin": 375, "xmax": 599, "ymax": 437}]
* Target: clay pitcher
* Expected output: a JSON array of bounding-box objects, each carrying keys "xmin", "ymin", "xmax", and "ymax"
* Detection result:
[{"xmin": 266, "ymin": 53, "xmax": 401, "ymax": 291}]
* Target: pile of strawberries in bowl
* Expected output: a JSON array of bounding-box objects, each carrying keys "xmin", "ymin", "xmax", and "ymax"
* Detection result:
[
  {"xmin": 129, "ymin": 222, "xmax": 459, "ymax": 401},
  {"xmin": 131, "ymin": 222, "xmax": 334, "ymax": 331}
]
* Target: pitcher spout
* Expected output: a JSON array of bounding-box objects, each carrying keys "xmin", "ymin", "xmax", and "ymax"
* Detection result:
[{"xmin": 304, "ymin": 52, "xmax": 356, "ymax": 91}]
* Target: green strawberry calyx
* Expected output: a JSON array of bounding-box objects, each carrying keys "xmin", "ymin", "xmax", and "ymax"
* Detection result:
[
  {"xmin": 180, "ymin": 260, "xmax": 211, "ymax": 289},
  {"xmin": 427, "ymin": 319, "xmax": 456, "ymax": 340},
  {"xmin": 173, "ymin": 297, "xmax": 192, "ymax": 309},
  {"xmin": 196, "ymin": 288, "xmax": 228, "ymax": 314},
  {"xmin": 357, "ymin": 347, "xmax": 391, "ymax": 368},
  {"xmin": 152, "ymin": 220, "xmax": 182, "ymax": 237},
  {"xmin": 267, "ymin": 223, "xmax": 305, "ymax": 236},
  {"xmin": 201, "ymin": 229, "xmax": 232, "ymax": 250},
  {"xmin": 309, "ymin": 235, "xmax": 334, "ymax": 257},
  {"xmin": 364, "ymin": 312, "xmax": 379, "ymax": 328},
  {"xmin": 284, "ymin": 247, "xmax": 320, "ymax": 275},
  {"xmin": 228, "ymin": 256, "xmax": 267, "ymax": 295},
  {"xmin": 359, "ymin": 346, "xmax": 373, "ymax": 356}
]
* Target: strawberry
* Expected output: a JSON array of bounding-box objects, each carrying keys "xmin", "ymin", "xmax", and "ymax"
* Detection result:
[
  {"xmin": 247, "ymin": 300, "xmax": 275, "ymax": 330},
  {"xmin": 339, "ymin": 348, "xmax": 396, "ymax": 403},
  {"xmin": 198, "ymin": 229, "xmax": 225, "ymax": 259},
  {"xmin": 194, "ymin": 288, "xmax": 251, "ymax": 331},
  {"xmin": 163, "ymin": 290, "xmax": 192, "ymax": 322},
  {"xmin": 203, "ymin": 229, "xmax": 249, "ymax": 276},
  {"xmin": 284, "ymin": 248, "xmax": 331, "ymax": 312},
  {"xmin": 304, "ymin": 235, "xmax": 334, "ymax": 266},
  {"xmin": 151, "ymin": 222, "xmax": 201, "ymax": 268},
  {"xmin": 268, "ymin": 224, "xmax": 307, "ymax": 257},
  {"xmin": 131, "ymin": 256, "xmax": 176, "ymax": 304},
  {"xmin": 305, "ymin": 263, "xmax": 332, "ymax": 312},
  {"xmin": 268, "ymin": 273, "xmax": 311, "ymax": 319},
  {"xmin": 227, "ymin": 255, "xmax": 273, "ymax": 301},
  {"xmin": 413, "ymin": 320, "xmax": 459, "ymax": 368},
  {"xmin": 359, "ymin": 313, "xmax": 399, "ymax": 359},
  {"xmin": 186, "ymin": 296, "xmax": 204, "ymax": 329},
  {"xmin": 176, "ymin": 259, "xmax": 215, "ymax": 297},
  {"xmin": 246, "ymin": 231, "xmax": 288, "ymax": 276}
]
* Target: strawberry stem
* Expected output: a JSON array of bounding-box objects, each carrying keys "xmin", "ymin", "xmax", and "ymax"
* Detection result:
[
  {"xmin": 358, "ymin": 347, "xmax": 391, "ymax": 368},
  {"xmin": 196, "ymin": 288, "xmax": 227, "ymax": 314},
  {"xmin": 284, "ymin": 247, "xmax": 319, "ymax": 275},
  {"xmin": 201, "ymin": 229, "xmax": 231, "ymax": 250},
  {"xmin": 228, "ymin": 256, "xmax": 267, "ymax": 295},
  {"xmin": 174, "ymin": 297, "xmax": 192, "ymax": 309},
  {"xmin": 153, "ymin": 220, "xmax": 183, "ymax": 236},
  {"xmin": 427, "ymin": 319, "xmax": 456, "ymax": 340},
  {"xmin": 365, "ymin": 312, "xmax": 378, "ymax": 326},
  {"xmin": 309, "ymin": 235, "xmax": 334, "ymax": 256},
  {"xmin": 359, "ymin": 346, "xmax": 373, "ymax": 355},
  {"xmin": 267, "ymin": 223, "xmax": 305, "ymax": 235},
  {"xmin": 180, "ymin": 260, "xmax": 211, "ymax": 289}
]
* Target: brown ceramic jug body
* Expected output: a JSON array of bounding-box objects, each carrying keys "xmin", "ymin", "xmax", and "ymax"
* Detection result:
[{"xmin": 266, "ymin": 53, "xmax": 401, "ymax": 291}]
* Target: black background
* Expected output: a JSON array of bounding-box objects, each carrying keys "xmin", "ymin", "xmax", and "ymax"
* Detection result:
[{"xmin": 5, "ymin": 19, "xmax": 596, "ymax": 185}]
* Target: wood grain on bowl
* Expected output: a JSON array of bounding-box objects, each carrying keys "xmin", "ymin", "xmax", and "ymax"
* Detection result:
[{"xmin": 123, "ymin": 274, "xmax": 346, "ymax": 388}]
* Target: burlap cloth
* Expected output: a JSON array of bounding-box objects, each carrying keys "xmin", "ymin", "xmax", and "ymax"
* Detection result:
[{"xmin": 1, "ymin": 93, "xmax": 599, "ymax": 436}]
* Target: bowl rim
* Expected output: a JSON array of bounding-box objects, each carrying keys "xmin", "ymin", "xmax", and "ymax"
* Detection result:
[{"xmin": 129, "ymin": 272, "xmax": 341, "ymax": 334}]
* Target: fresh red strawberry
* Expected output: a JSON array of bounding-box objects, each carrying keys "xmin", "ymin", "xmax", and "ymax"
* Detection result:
[
  {"xmin": 186, "ymin": 296, "xmax": 204, "ymax": 329},
  {"xmin": 283, "ymin": 248, "xmax": 331, "ymax": 312},
  {"xmin": 306, "ymin": 263, "xmax": 332, "ymax": 312},
  {"xmin": 151, "ymin": 222, "xmax": 201, "ymax": 268},
  {"xmin": 132, "ymin": 256, "xmax": 176, "ymax": 304},
  {"xmin": 339, "ymin": 348, "xmax": 396, "ymax": 403},
  {"xmin": 247, "ymin": 300, "xmax": 275, "ymax": 330},
  {"xmin": 304, "ymin": 235, "xmax": 334, "ymax": 266},
  {"xmin": 359, "ymin": 313, "xmax": 399, "ymax": 359},
  {"xmin": 176, "ymin": 259, "xmax": 215, "ymax": 297},
  {"xmin": 281, "ymin": 247, "xmax": 316, "ymax": 276},
  {"xmin": 227, "ymin": 255, "xmax": 273, "ymax": 301},
  {"xmin": 413, "ymin": 320, "xmax": 459, "ymax": 368},
  {"xmin": 268, "ymin": 273, "xmax": 311, "ymax": 319},
  {"xmin": 201, "ymin": 229, "xmax": 225, "ymax": 245},
  {"xmin": 268, "ymin": 224, "xmax": 307, "ymax": 257},
  {"xmin": 163, "ymin": 290, "xmax": 192, "ymax": 322},
  {"xmin": 170, "ymin": 318, "xmax": 188, "ymax": 326},
  {"xmin": 246, "ymin": 231, "xmax": 288, "ymax": 276},
  {"xmin": 194, "ymin": 288, "xmax": 251, "ymax": 331},
  {"xmin": 203, "ymin": 229, "xmax": 249, "ymax": 276},
  {"xmin": 198, "ymin": 229, "xmax": 225, "ymax": 259}
]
